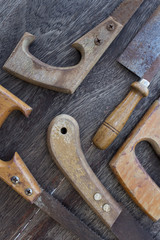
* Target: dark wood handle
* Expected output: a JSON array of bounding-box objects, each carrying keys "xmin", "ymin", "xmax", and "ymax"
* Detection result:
[{"xmin": 93, "ymin": 81, "xmax": 149, "ymax": 150}]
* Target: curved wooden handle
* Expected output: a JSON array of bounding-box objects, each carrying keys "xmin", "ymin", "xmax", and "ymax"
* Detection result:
[
  {"xmin": 3, "ymin": 17, "xmax": 123, "ymax": 94},
  {"xmin": 0, "ymin": 85, "xmax": 32, "ymax": 127},
  {"xmin": 47, "ymin": 114, "xmax": 122, "ymax": 228},
  {"xmin": 0, "ymin": 152, "xmax": 41, "ymax": 202},
  {"xmin": 110, "ymin": 99, "xmax": 160, "ymax": 221},
  {"xmin": 93, "ymin": 81, "xmax": 149, "ymax": 150}
]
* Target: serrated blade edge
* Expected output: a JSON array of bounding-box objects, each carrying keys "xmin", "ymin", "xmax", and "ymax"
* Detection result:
[
  {"xmin": 111, "ymin": 0, "xmax": 144, "ymax": 25},
  {"xmin": 34, "ymin": 190, "xmax": 104, "ymax": 240}
]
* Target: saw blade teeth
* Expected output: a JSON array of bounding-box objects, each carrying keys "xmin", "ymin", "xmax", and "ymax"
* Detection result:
[
  {"xmin": 35, "ymin": 191, "xmax": 104, "ymax": 240},
  {"xmin": 111, "ymin": 0, "xmax": 144, "ymax": 25}
]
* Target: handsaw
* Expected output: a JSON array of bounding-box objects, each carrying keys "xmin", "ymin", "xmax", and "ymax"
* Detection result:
[
  {"xmin": 3, "ymin": 0, "xmax": 143, "ymax": 94},
  {"xmin": 93, "ymin": 5, "xmax": 160, "ymax": 150},
  {"xmin": 110, "ymin": 98, "xmax": 160, "ymax": 221},
  {"xmin": 47, "ymin": 114, "xmax": 153, "ymax": 240},
  {"xmin": 0, "ymin": 153, "xmax": 103, "ymax": 240}
]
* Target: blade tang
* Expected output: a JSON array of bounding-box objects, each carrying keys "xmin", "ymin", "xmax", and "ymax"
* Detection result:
[
  {"xmin": 111, "ymin": 0, "xmax": 144, "ymax": 25},
  {"xmin": 0, "ymin": 152, "xmax": 41, "ymax": 202},
  {"xmin": 35, "ymin": 191, "xmax": 104, "ymax": 240},
  {"xmin": 47, "ymin": 115, "xmax": 122, "ymax": 228}
]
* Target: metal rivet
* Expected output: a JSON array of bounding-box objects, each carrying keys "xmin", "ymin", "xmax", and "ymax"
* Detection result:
[
  {"xmin": 94, "ymin": 193, "xmax": 102, "ymax": 201},
  {"xmin": 11, "ymin": 176, "xmax": 19, "ymax": 184},
  {"xmin": 103, "ymin": 204, "xmax": 111, "ymax": 212},
  {"xmin": 25, "ymin": 188, "xmax": 33, "ymax": 196},
  {"xmin": 106, "ymin": 21, "xmax": 116, "ymax": 31},
  {"xmin": 94, "ymin": 37, "xmax": 102, "ymax": 46}
]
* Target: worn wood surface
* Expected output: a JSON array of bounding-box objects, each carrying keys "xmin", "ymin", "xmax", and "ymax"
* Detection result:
[
  {"xmin": 48, "ymin": 114, "xmax": 122, "ymax": 228},
  {"xmin": 93, "ymin": 80, "xmax": 149, "ymax": 150},
  {"xmin": 0, "ymin": 85, "xmax": 32, "ymax": 127},
  {"xmin": 0, "ymin": 0, "xmax": 160, "ymax": 239},
  {"xmin": 0, "ymin": 152, "xmax": 41, "ymax": 203},
  {"xmin": 110, "ymin": 99, "xmax": 160, "ymax": 222}
]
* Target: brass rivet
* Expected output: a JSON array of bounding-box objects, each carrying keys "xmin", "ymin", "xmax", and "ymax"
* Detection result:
[
  {"xmin": 94, "ymin": 193, "xmax": 102, "ymax": 201},
  {"xmin": 103, "ymin": 204, "xmax": 111, "ymax": 212}
]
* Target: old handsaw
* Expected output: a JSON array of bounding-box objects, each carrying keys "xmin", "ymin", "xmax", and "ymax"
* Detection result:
[
  {"xmin": 3, "ymin": 0, "xmax": 143, "ymax": 94},
  {"xmin": 0, "ymin": 153, "xmax": 103, "ymax": 240},
  {"xmin": 93, "ymin": 5, "xmax": 160, "ymax": 150},
  {"xmin": 47, "ymin": 114, "xmax": 153, "ymax": 240},
  {"xmin": 110, "ymin": 98, "xmax": 160, "ymax": 221}
]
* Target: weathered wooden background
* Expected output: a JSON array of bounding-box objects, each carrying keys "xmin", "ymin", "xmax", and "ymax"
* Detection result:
[{"xmin": 0, "ymin": 0, "xmax": 160, "ymax": 239}]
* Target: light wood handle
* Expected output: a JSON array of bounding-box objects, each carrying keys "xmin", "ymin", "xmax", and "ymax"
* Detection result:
[
  {"xmin": 93, "ymin": 81, "xmax": 149, "ymax": 150},
  {"xmin": 110, "ymin": 98, "xmax": 160, "ymax": 221},
  {"xmin": 0, "ymin": 85, "xmax": 32, "ymax": 127},
  {"xmin": 47, "ymin": 114, "xmax": 122, "ymax": 228},
  {"xmin": 0, "ymin": 152, "xmax": 41, "ymax": 202},
  {"xmin": 3, "ymin": 17, "xmax": 123, "ymax": 94}
]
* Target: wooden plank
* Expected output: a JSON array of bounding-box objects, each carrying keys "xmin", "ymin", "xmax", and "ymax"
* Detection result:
[{"xmin": 0, "ymin": 0, "xmax": 160, "ymax": 239}]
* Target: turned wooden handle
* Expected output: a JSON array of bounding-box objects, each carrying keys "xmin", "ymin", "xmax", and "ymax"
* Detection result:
[
  {"xmin": 93, "ymin": 81, "xmax": 149, "ymax": 150},
  {"xmin": 0, "ymin": 85, "xmax": 32, "ymax": 127},
  {"xmin": 0, "ymin": 152, "xmax": 41, "ymax": 202},
  {"xmin": 110, "ymin": 98, "xmax": 160, "ymax": 221},
  {"xmin": 47, "ymin": 114, "xmax": 122, "ymax": 228}
]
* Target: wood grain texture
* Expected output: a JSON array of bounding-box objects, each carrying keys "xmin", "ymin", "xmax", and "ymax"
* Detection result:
[
  {"xmin": 93, "ymin": 80, "xmax": 149, "ymax": 149},
  {"xmin": 0, "ymin": 0, "xmax": 160, "ymax": 240},
  {"xmin": 3, "ymin": 18, "xmax": 123, "ymax": 94},
  {"xmin": 47, "ymin": 114, "xmax": 122, "ymax": 228},
  {"xmin": 0, "ymin": 152, "xmax": 41, "ymax": 202},
  {"xmin": 110, "ymin": 99, "xmax": 160, "ymax": 221},
  {"xmin": 0, "ymin": 85, "xmax": 32, "ymax": 127}
]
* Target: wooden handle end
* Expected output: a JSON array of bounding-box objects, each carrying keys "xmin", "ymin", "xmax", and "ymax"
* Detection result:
[
  {"xmin": 93, "ymin": 122, "xmax": 118, "ymax": 150},
  {"xmin": 93, "ymin": 81, "xmax": 149, "ymax": 150}
]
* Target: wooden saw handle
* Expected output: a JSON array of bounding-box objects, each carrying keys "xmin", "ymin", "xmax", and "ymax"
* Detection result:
[
  {"xmin": 93, "ymin": 81, "xmax": 149, "ymax": 150},
  {"xmin": 0, "ymin": 152, "xmax": 41, "ymax": 202},
  {"xmin": 0, "ymin": 85, "xmax": 32, "ymax": 127},
  {"xmin": 3, "ymin": 17, "xmax": 123, "ymax": 94},
  {"xmin": 47, "ymin": 114, "xmax": 122, "ymax": 228},
  {"xmin": 110, "ymin": 98, "xmax": 160, "ymax": 221}
]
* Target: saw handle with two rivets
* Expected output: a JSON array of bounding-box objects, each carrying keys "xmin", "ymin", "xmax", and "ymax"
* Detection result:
[{"xmin": 47, "ymin": 114, "xmax": 122, "ymax": 228}]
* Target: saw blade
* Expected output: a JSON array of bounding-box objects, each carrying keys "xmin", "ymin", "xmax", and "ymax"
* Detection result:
[
  {"xmin": 111, "ymin": 208, "xmax": 152, "ymax": 240},
  {"xmin": 111, "ymin": 0, "xmax": 144, "ymax": 25},
  {"xmin": 118, "ymin": 5, "xmax": 160, "ymax": 80},
  {"xmin": 34, "ymin": 190, "xmax": 104, "ymax": 240}
]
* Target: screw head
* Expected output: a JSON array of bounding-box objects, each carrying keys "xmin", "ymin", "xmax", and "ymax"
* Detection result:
[
  {"xmin": 103, "ymin": 203, "xmax": 111, "ymax": 212},
  {"xmin": 11, "ymin": 176, "xmax": 19, "ymax": 184},
  {"xmin": 106, "ymin": 21, "xmax": 116, "ymax": 31},
  {"xmin": 94, "ymin": 37, "xmax": 102, "ymax": 46},
  {"xmin": 25, "ymin": 188, "xmax": 33, "ymax": 196},
  {"xmin": 94, "ymin": 193, "xmax": 102, "ymax": 201}
]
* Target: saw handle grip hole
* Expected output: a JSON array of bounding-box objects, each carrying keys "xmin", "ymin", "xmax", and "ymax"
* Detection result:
[
  {"xmin": 135, "ymin": 140, "xmax": 160, "ymax": 186},
  {"xmin": 61, "ymin": 127, "xmax": 67, "ymax": 134}
]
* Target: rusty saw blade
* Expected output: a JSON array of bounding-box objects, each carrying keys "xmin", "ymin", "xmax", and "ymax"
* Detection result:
[
  {"xmin": 0, "ymin": 153, "xmax": 103, "ymax": 240},
  {"xmin": 34, "ymin": 190, "xmax": 103, "ymax": 240},
  {"xmin": 111, "ymin": 0, "xmax": 144, "ymax": 25},
  {"xmin": 118, "ymin": 4, "xmax": 160, "ymax": 82}
]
